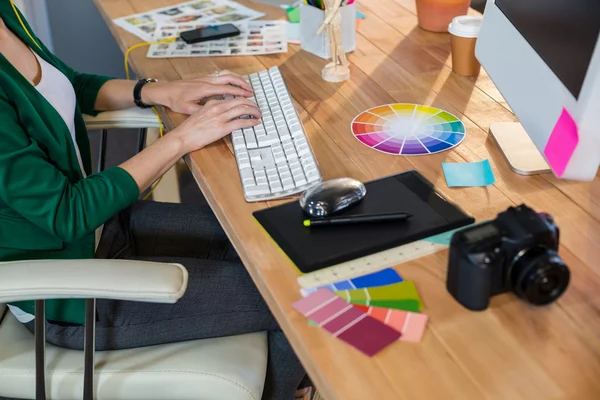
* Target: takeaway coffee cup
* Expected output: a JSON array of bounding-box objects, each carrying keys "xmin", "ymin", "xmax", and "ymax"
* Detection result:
[{"xmin": 448, "ymin": 16, "xmax": 483, "ymax": 76}]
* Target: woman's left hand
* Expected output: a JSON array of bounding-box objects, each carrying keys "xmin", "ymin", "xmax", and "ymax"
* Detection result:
[{"xmin": 141, "ymin": 70, "xmax": 254, "ymax": 115}]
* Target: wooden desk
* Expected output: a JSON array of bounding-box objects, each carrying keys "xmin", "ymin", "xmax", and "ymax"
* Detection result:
[{"xmin": 94, "ymin": 1, "xmax": 600, "ymax": 399}]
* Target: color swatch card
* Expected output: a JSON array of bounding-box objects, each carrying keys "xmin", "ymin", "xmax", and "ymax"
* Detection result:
[
  {"xmin": 148, "ymin": 21, "xmax": 287, "ymax": 58},
  {"xmin": 336, "ymin": 281, "xmax": 423, "ymax": 312},
  {"xmin": 300, "ymin": 268, "xmax": 403, "ymax": 296},
  {"xmin": 113, "ymin": 0, "xmax": 265, "ymax": 42},
  {"xmin": 293, "ymin": 289, "xmax": 401, "ymax": 356},
  {"xmin": 354, "ymin": 305, "xmax": 428, "ymax": 342},
  {"xmin": 351, "ymin": 104, "xmax": 466, "ymax": 156},
  {"xmin": 442, "ymin": 159, "xmax": 495, "ymax": 187}
]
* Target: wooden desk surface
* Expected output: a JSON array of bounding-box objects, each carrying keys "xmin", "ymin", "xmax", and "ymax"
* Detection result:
[{"xmin": 94, "ymin": 1, "xmax": 600, "ymax": 399}]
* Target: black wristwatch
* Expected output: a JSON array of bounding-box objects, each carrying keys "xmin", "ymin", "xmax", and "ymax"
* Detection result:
[{"xmin": 133, "ymin": 78, "xmax": 158, "ymax": 108}]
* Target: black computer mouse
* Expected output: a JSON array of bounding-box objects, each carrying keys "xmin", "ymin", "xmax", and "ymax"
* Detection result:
[{"xmin": 299, "ymin": 178, "xmax": 367, "ymax": 217}]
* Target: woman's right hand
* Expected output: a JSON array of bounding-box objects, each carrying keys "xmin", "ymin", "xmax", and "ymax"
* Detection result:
[{"xmin": 172, "ymin": 97, "xmax": 262, "ymax": 152}]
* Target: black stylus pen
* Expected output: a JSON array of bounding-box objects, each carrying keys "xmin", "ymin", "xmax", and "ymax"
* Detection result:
[{"xmin": 303, "ymin": 212, "xmax": 412, "ymax": 227}]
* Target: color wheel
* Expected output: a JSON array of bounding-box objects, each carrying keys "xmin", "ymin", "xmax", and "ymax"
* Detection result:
[{"xmin": 351, "ymin": 104, "xmax": 466, "ymax": 155}]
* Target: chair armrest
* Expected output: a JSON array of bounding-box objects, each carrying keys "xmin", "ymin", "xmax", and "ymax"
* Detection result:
[
  {"xmin": 0, "ymin": 259, "xmax": 187, "ymax": 303},
  {"xmin": 83, "ymin": 108, "xmax": 161, "ymax": 131}
]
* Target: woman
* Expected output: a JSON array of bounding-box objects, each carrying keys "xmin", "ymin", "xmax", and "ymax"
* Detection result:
[{"xmin": 0, "ymin": 2, "xmax": 305, "ymax": 399}]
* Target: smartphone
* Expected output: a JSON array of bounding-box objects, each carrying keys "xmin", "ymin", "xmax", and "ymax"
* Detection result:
[{"xmin": 180, "ymin": 24, "xmax": 241, "ymax": 44}]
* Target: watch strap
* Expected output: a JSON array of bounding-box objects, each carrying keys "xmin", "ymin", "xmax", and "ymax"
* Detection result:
[{"xmin": 133, "ymin": 78, "xmax": 157, "ymax": 109}]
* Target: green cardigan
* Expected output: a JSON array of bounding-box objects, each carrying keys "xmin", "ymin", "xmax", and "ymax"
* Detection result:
[{"xmin": 0, "ymin": 4, "xmax": 140, "ymax": 324}]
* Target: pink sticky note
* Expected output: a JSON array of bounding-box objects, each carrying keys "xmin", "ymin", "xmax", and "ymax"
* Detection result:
[{"xmin": 544, "ymin": 108, "xmax": 579, "ymax": 178}]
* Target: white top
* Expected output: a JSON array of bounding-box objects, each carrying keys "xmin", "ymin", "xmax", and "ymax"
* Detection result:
[
  {"xmin": 9, "ymin": 51, "xmax": 100, "ymax": 324},
  {"xmin": 33, "ymin": 52, "xmax": 86, "ymax": 176}
]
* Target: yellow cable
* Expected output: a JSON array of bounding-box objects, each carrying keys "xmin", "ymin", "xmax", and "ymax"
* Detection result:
[
  {"xmin": 123, "ymin": 37, "xmax": 176, "ymax": 200},
  {"xmin": 10, "ymin": 0, "xmax": 41, "ymax": 50}
]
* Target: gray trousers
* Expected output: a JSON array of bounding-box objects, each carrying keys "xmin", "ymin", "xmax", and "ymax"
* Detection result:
[{"xmin": 26, "ymin": 201, "xmax": 305, "ymax": 400}]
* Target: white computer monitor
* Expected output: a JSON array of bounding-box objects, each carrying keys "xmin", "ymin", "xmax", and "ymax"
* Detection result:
[{"xmin": 476, "ymin": 0, "xmax": 600, "ymax": 181}]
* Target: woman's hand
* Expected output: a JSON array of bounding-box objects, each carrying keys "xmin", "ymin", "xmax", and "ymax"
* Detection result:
[
  {"xmin": 171, "ymin": 97, "xmax": 261, "ymax": 153},
  {"xmin": 142, "ymin": 70, "xmax": 254, "ymax": 115}
]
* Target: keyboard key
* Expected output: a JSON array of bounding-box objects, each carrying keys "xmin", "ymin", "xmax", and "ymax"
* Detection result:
[
  {"xmin": 249, "ymin": 150, "xmax": 262, "ymax": 163},
  {"xmin": 238, "ymin": 155, "xmax": 251, "ymax": 169},
  {"xmin": 306, "ymin": 170, "xmax": 320, "ymax": 183},
  {"xmin": 246, "ymin": 185, "xmax": 271, "ymax": 196},
  {"xmin": 282, "ymin": 178, "xmax": 295, "ymax": 190},
  {"xmin": 244, "ymin": 131, "xmax": 258, "ymax": 149}
]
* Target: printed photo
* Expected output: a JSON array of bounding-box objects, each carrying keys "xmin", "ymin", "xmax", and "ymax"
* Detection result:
[
  {"xmin": 139, "ymin": 24, "xmax": 156, "ymax": 35},
  {"xmin": 125, "ymin": 15, "xmax": 153, "ymax": 26},
  {"xmin": 146, "ymin": 20, "xmax": 287, "ymax": 59},
  {"xmin": 211, "ymin": 6, "xmax": 235, "ymax": 14},
  {"xmin": 216, "ymin": 13, "xmax": 248, "ymax": 22},
  {"xmin": 161, "ymin": 31, "xmax": 176, "ymax": 38},
  {"xmin": 159, "ymin": 8, "xmax": 183, "ymax": 16},
  {"xmin": 171, "ymin": 14, "xmax": 203, "ymax": 23},
  {"xmin": 188, "ymin": 0, "xmax": 215, "ymax": 10},
  {"xmin": 250, "ymin": 30, "xmax": 262, "ymax": 35}
]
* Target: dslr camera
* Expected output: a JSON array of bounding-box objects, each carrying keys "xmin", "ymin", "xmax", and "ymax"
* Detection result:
[{"xmin": 446, "ymin": 204, "xmax": 570, "ymax": 311}]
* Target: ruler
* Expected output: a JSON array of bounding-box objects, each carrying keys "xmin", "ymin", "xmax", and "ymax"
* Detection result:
[{"xmin": 297, "ymin": 227, "xmax": 463, "ymax": 289}]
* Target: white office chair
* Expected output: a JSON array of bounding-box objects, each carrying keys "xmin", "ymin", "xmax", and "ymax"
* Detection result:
[{"xmin": 0, "ymin": 109, "xmax": 268, "ymax": 400}]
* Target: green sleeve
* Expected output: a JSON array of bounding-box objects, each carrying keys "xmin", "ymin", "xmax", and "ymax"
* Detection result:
[{"xmin": 0, "ymin": 100, "xmax": 139, "ymax": 242}]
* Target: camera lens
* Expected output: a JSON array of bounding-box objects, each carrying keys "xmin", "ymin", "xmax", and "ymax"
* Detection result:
[{"xmin": 510, "ymin": 247, "xmax": 570, "ymax": 305}]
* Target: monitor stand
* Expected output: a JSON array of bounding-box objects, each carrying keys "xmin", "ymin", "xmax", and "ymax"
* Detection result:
[{"xmin": 489, "ymin": 122, "xmax": 551, "ymax": 176}]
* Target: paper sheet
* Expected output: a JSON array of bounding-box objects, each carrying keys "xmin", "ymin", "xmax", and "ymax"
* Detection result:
[
  {"xmin": 147, "ymin": 21, "xmax": 287, "ymax": 58},
  {"xmin": 113, "ymin": 0, "xmax": 265, "ymax": 42},
  {"xmin": 442, "ymin": 159, "xmax": 495, "ymax": 187}
]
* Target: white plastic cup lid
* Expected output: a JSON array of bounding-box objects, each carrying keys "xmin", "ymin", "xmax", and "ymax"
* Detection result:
[{"xmin": 448, "ymin": 16, "xmax": 483, "ymax": 38}]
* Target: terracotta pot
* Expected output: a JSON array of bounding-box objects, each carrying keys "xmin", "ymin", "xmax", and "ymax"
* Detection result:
[{"xmin": 415, "ymin": 0, "xmax": 471, "ymax": 33}]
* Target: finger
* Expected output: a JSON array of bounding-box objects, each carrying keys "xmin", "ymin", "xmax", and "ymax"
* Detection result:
[
  {"xmin": 210, "ymin": 75, "xmax": 253, "ymax": 92},
  {"xmin": 217, "ymin": 69, "xmax": 240, "ymax": 78},
  {"xmin": 221, "ymin": 104, "xmax": 262, "ymax": 121},
  {"xmin": 210, "ymin": 97, "xmax": 259, "ymax": 115},
  {"xmin": 224, "ymin": 117, "xmax": 263, "ymax": 134}
]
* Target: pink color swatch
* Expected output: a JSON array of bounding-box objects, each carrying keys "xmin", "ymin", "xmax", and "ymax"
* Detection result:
[
  {"xmin": 354, "ymin": 305, "xmax": 428, "ymax": 342},
  {"xmin": 543, "ymin": 108, "xmax": 579, "ymax": 178},
  {"xmin": 293, "ymin": 289, "xmax": 401, "ymax": 356}
]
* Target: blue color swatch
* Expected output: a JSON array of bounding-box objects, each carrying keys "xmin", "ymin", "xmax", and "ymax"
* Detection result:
[
  {"xmin": 301, "ymin": 268, "xmax": 403, "ymax": 295},
  {"xmin": 442, "ymin": 159, "xmax": 496, "ymax": 187}
]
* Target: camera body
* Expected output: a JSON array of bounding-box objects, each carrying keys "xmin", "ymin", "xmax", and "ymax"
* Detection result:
[{"xmin": 447, "ymin": 204, "xmax": 570, "ymax": 311}]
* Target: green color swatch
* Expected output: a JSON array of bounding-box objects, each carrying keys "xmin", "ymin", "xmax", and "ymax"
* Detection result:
[{"xmin": 335, "ymin": 281, "xmax": 423, "ymax": 311}]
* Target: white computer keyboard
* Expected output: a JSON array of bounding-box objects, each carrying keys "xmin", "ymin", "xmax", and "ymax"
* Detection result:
[{"xmin": 229, "ymin": 66, "xmax": 323, "ymax": 202}]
